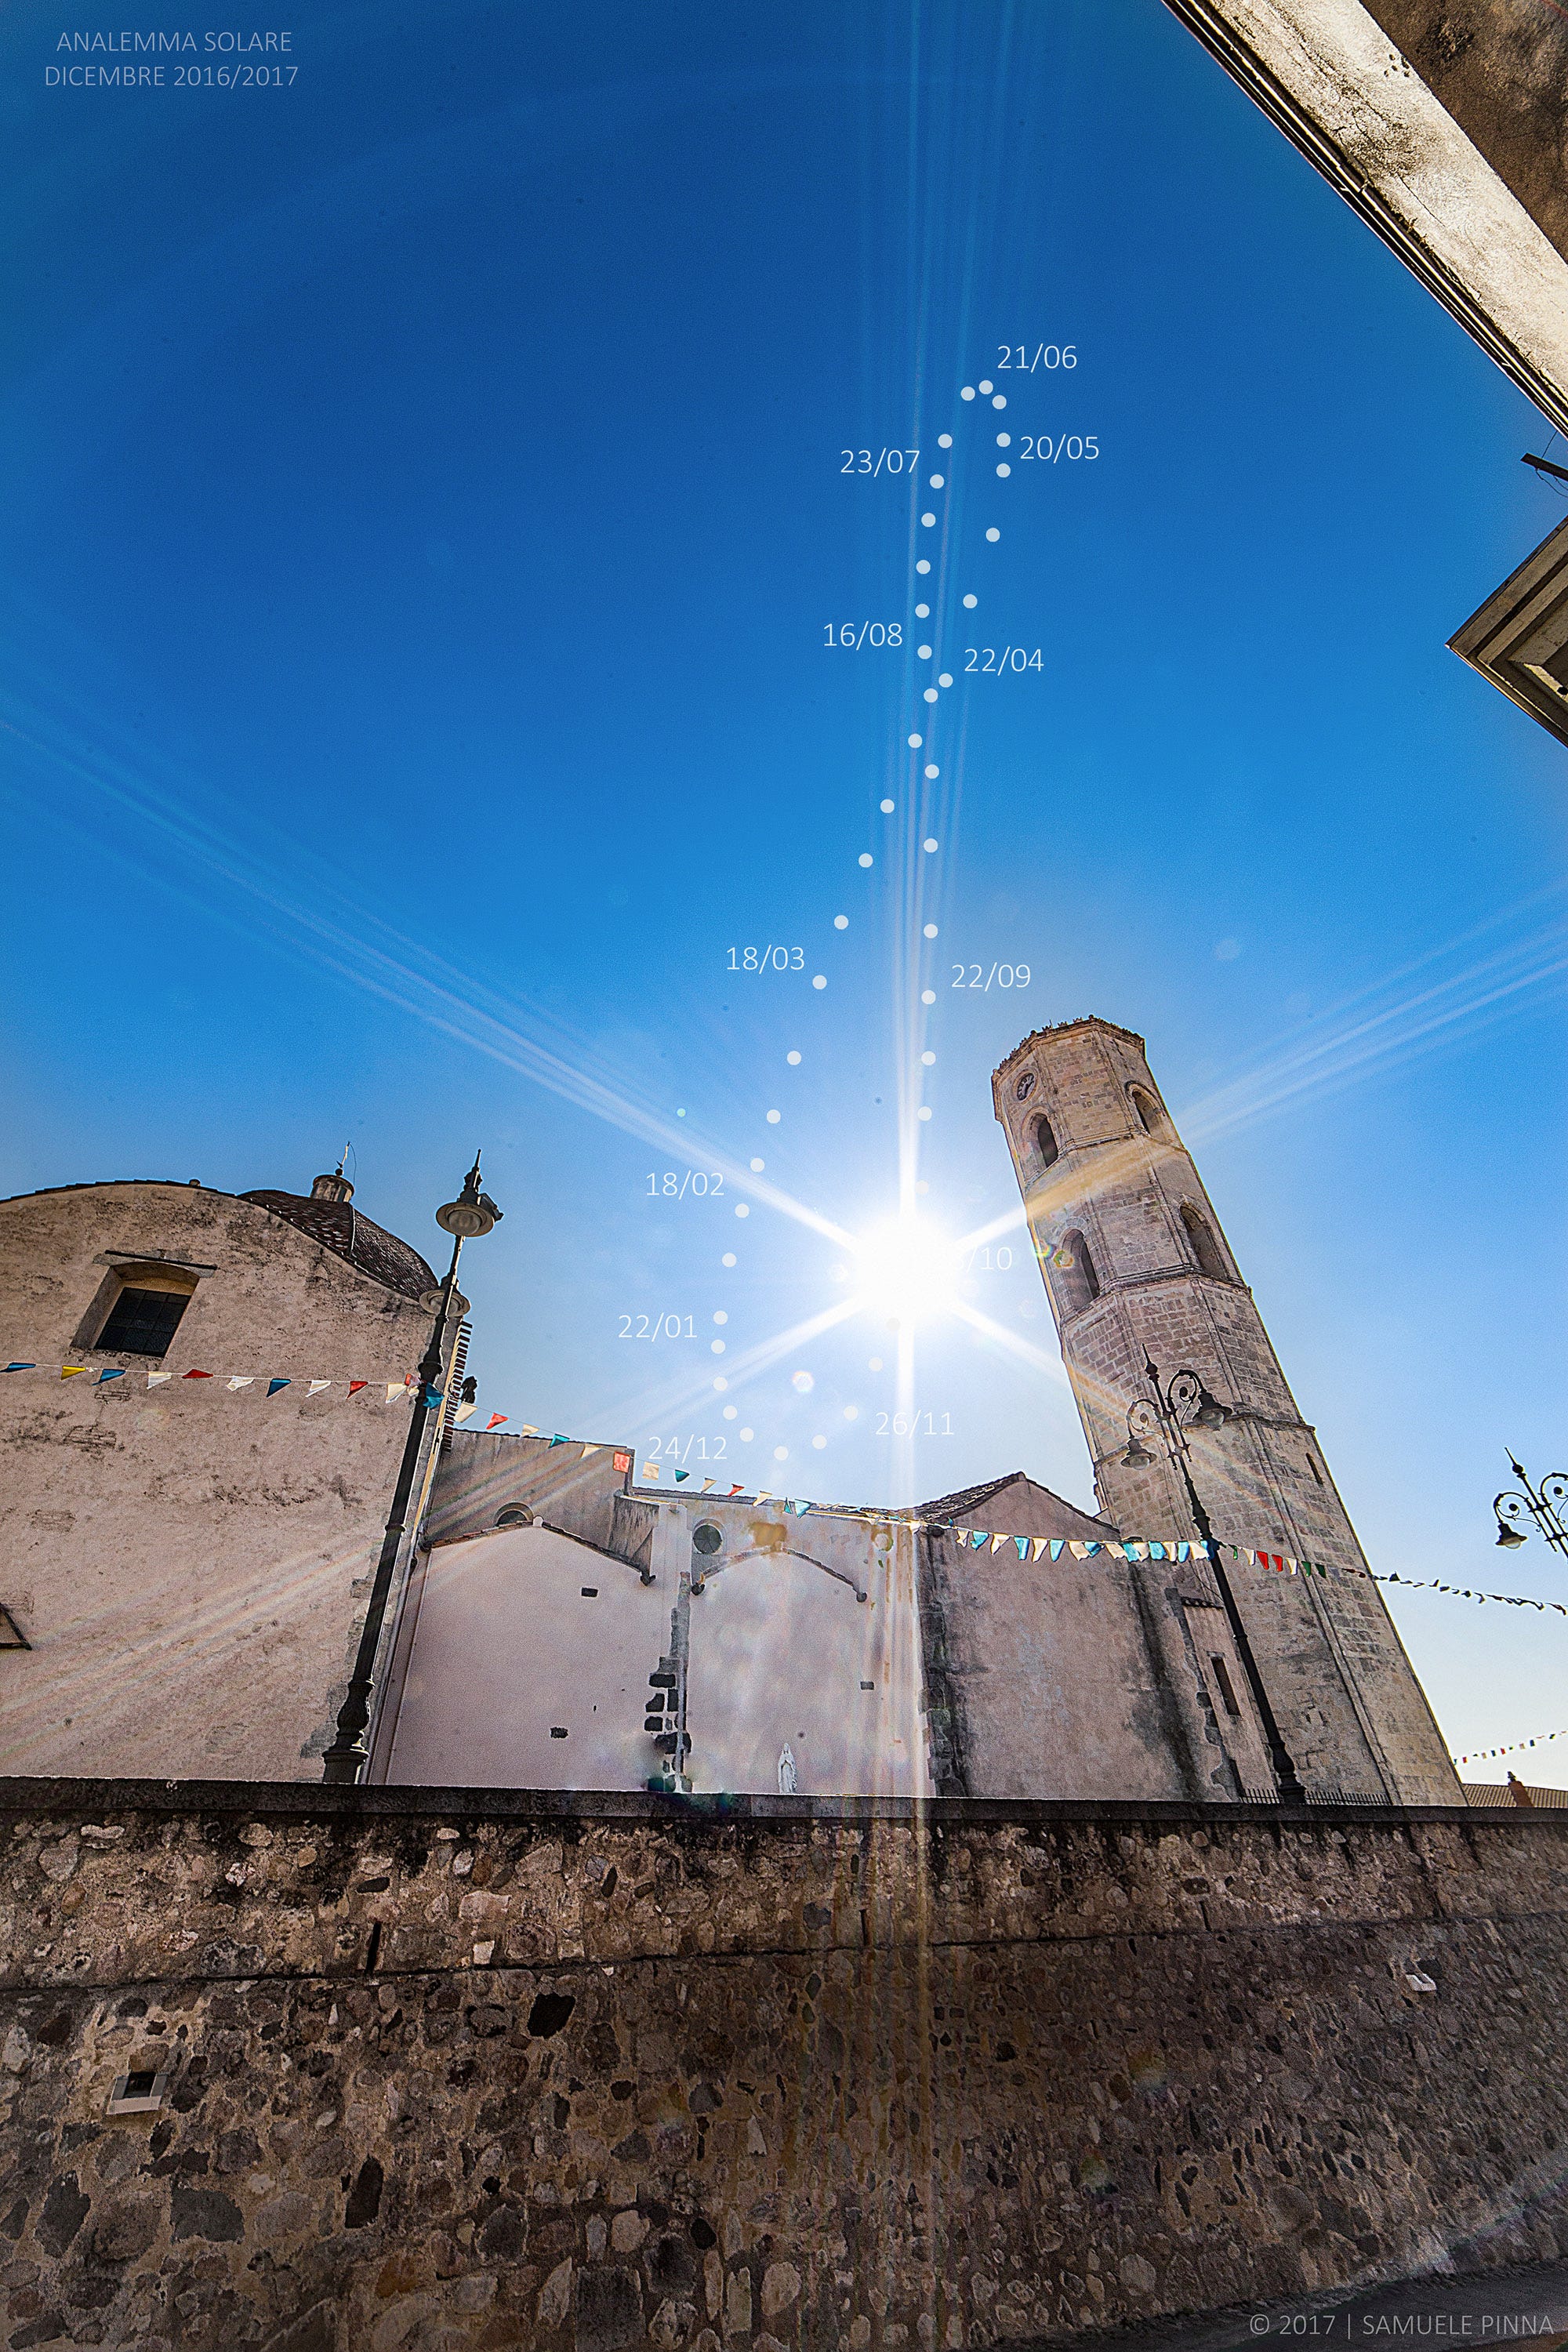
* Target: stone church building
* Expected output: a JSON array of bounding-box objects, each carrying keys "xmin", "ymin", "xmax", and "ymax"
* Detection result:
[{"xmin": 0, "ymin": 1020, "xmax": 1457, "ymax": 1809}]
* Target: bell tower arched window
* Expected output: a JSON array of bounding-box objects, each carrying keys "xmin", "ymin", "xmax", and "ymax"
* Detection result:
[
  {"xmin": 1181, "ymin": 1204, "xmax": 1227, "ymax": 1280},
  {"xmin": 1129, "ymin": 1086, "xmax": 1165, "ymax": 1137},
  {"xmin": 1051, "ymin": 1228, "xmax": 1100, "ymax": 1318},
  {"xmin": 1031, "ymin": 1112, "xmax": 1059, "ymax": 1169}
]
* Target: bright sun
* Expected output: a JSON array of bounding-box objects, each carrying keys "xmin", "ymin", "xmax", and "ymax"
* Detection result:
[{"xmin": 851, "ymin": 1217, "xmax": 961, "ymax": 1327}]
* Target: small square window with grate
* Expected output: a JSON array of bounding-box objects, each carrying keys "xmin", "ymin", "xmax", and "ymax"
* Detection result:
[{"xmin": 95, "ymin": 1287, "xmax": 191, "ymax": 1359}]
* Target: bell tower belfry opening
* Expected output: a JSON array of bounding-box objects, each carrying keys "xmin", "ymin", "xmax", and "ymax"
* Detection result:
[{"xmin": 993, "ymin": 1017, "xmax": 1460, "ymax": 1808}]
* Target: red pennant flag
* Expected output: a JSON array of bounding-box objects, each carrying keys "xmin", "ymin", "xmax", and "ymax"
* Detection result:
[
  {"xmin": 728, "ymin": 1484, "xmax": 744, "ymax": 1497},
  {"xmin": 485, "ymin": 1414, "xmax": 507, "ymax": 1432},
  {"xmin": 182, "ymin": 1370, "xmax": 212, "ymax": 1381},
  {"xmin": 348, "ymin": 1381, "xmax": 367, "ymax": 1396},
  {"xmin": 1272, "ymin": 1554, "xmax": 1285, "ymax": 1572}
]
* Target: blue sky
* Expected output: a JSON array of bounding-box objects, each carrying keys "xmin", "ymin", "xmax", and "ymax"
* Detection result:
[{"xmin": 3, "ymin": 0, "xmax": 1566, "ymax": 1768}]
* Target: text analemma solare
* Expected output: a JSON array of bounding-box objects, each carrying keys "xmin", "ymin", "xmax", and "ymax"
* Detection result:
[{"xmin": 53, "ymin": 31, "xmax": 293, "ymax": 50}]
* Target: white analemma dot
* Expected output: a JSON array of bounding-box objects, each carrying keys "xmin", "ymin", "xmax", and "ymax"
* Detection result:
[
  {"xmin": 879, "ymin": 800, "xmax": 894, "ymax": 815},
  {"xmin": 921, "ymin": 1050, "xmax": 936, "ymax": 1065},
  {"xmin": 774, "ymin": 1446, "xmax": 789, "ymax": 1461},
  {"xmin": 996, "ymin": 434, "xmax": 1011, "ymax": 448},
  {"xmin": 938, "ymin": 434, "xmax": 953, "ymax": 448},
  {"xmin": 766, "ymin": 1109, "xmax": 781, "ymax": 1124},
  {"xmin": 915, "ymin": 603, "xmax": 930, "ymax": 619},
  {"xmin": 924, "ymin": 764, "xmax": 938, "ymax": 779},
  {"xmin": 844, "ymin": 1404, "xmax": 858, "ymax": 1421},
  {"xmin": 929, "ymin": 474, "xmax": 944, "ymax": 489},
  {"xmin": 711, "ymin": 1340, "xmax": 725, "ymax": 1354},
  {"xmin": 996, "ymin": 463, "xmax": 1011, "ymax": 477},
  {"xmin": 835, "ymin": 914, "xmax": 850, "ymax": 930},
  {"xmin": 722, "ymin": 1252, "xmax": 736, "ymax": 1267},
  {"xmin": 858, "ymin": 852, "xmax": 873, "ymax": 868},
  {"xmin": 724, "ymin": 1404, "xmax": 737, "ymax": 1420},
  {"xmin": 992, "ymin": 394, "xmax": 1007, "ymax": 408},
  {"xmin": 918, "ymin": 1106, "xmax": 932, "ymax": 1121},
  {"xmin": 869, "ymin": 1356, "xmax": 883, "ymax": 1371},
  {"xmin": 917, "ymin": 644, "xmax": 932, "ymax": 661},
  {"xmin": 921, "ymin": 988, "xmax": 935, "ymax": 1005},
  {"xmin": 740, "ymin": 1427, "xmax": 753, "ymax": 1441},
  {"xmin": 916, "ymin": 559, "xmax": 930, "ymax": 575},
  {"xmin": 960, "ymin": 387, "xmax": 975, "ymax": 401},
  {"xmin": 916, "ymin": 1179, "xmax": 929, "ymax": 1196},
  {"xmin": 735, "ymin": 1203, "xmax": 750, "ymax": 1218},
  {"xmin": 920, "ymin": 512, "xmax": 935, "ymax": 528},
  {"xmin": 986, "ymin": 528, "xmax": 1000, "ymax": 543},
  {"xmin": 978, "ymin": 379, "xmax": 993, "ymax": 394},
  {"xmin": 924, "ymin": 923, "xmax": 938, "ymax": 938},
  {"xmin": 713, "ymin": 1376, "xmax": 728, "ymax": 1390},
  {"xmin": 713, "ymin": 1310, "xmax": 728, "ymax": 1325},
  {"xmin": 750, "ymin": 1157, "xmax": 764, "ymax": 1171},
  {"xmin": 963, "ymin": 593, "xmax": 978, "ymax": 608},
  {"xmin": 786, "ymin": 1050, "xmax": 801, "ymax": 1065},
  {"xmin": 908, "ymin": 732, "xmax": 923, "ymax": 746},
  {"xmin": 938, "ymin": 673, "xmax": 953, "ymax": 688},
  {"xmin": 924, "ymin": 688, "xmax": 938, "ymax": 702},
  {"xmin": 812, "ymin": 975, "xmax": 826, "ymax": 989},
  {"xmin": 811, "ymin": 1435, "xmax": 827, "ymax": 1450},
  {"xmin": 923, "ymin": 838, "xmax": 938, "ymax": 853}
]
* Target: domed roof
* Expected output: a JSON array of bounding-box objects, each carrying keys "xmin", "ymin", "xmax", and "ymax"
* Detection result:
[{"xmin": 240, "ymin": 1184, "xmax": 437, "ymax": 1302}]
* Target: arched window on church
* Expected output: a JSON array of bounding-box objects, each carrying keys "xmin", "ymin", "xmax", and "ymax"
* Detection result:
[
  {"xmin": 1129, "ymin": 1086, "xmax": 1166, "ymax": 1137},
  {"xmin": 1181, "ymin": 1204, "xmax": 1227, "ymax": 1280},
  {"xmin": 1051, "ymin": 1228, "xmax": 1100, "ymax": 1318},
  {"xmin": 1031, "ymin": 1112, "xmax": 1059, "ymax": 1169}
]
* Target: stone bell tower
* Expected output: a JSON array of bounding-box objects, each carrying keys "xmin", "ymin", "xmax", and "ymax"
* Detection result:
[{"xmin": 993, "ymin": 1017, "xmax": 1458, "ymax": 1806}]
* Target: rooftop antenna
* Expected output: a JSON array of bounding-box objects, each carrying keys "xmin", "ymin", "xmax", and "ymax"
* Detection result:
[{"xmin": 1523, "ymin": 451, "xmax": 1568, "ymax": 486}]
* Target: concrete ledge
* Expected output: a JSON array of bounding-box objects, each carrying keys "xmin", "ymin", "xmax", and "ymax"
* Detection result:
[{"xmin": 0, "ymin": 1773, "xmax": 1561, "ymax": 1833}]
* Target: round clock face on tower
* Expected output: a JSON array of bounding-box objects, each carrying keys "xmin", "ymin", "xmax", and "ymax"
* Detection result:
[{"xmin": 1014, "ymin": 1072, "xmax": 1036, "ymax": 1102}]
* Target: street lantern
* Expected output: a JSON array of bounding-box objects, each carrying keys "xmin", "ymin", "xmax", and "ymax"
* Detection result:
[
  {"xmin": 321, "ymin": 1153, "xmax": 503, "ymax": 1786},
  {"xmin": 1493, "ymin": 1457, "xmax": 1568, "ymax": 1555}
]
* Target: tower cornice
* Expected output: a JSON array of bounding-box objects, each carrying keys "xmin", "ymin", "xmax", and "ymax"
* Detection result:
[{"xmin": 991, "ymin": 1017, "xmax": 1149, "ymax": 1102}]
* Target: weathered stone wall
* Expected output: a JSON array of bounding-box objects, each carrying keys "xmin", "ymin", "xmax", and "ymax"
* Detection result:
[
  {"xmin": 1355, "ymin": 0, "xmax": 1568, "ymax": 264},
  {"xmin": 0, "ymin": 1183, "xmax": 438, "ymax": 1782},
  {"xmin": 0, "ymin": 1779, "xmax": 1565, "ymax": 2352}
]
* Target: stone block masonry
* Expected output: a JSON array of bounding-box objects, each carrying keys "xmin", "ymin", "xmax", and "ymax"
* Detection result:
[{"xmin": 0, "ymin": 1780, "xmax": 1565, "ymax": 2351}]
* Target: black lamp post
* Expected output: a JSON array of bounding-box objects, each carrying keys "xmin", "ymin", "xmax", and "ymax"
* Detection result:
[
  {"xmin": 1493, "ymin": 1457, "xmax": 1568, "ymax": 1555},
  {"xmin": 1121, "ymin": 1352, "xmax": 1307, "ymax": 1807},
  {"xmin": 321, "ymin": 1152, "xmax": 503, "ymax": 1787}
]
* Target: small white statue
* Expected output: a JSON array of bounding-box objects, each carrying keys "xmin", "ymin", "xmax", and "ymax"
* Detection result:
[{"xmin": 776, "ymin": 1742, "xmax": 798, "ymax": 1795}]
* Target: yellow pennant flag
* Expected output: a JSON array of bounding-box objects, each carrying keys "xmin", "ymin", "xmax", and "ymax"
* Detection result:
[{"xmin": 61, "ymin": 1366, "xmax": 86, "ymax": 1380}]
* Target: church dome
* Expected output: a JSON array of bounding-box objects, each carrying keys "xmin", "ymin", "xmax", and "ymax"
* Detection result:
[{"xmin": 240, "ymin": 1183, "xmax": 437, "ymax": 1301}]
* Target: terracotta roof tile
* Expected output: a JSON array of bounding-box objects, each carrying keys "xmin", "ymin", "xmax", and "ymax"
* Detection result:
[{"xmin": 240, "ymin": 1192, "xmax": 436, "ymax": 1302}]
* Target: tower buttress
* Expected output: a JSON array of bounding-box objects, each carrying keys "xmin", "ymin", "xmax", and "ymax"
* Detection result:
[{"xmin": 993, "ymin": 1017, "xmax": 1457, "ymax": 1806}]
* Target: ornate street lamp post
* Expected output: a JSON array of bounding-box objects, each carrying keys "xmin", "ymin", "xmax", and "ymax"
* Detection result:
[
  {"xmin": 321, "ymin": 1153, "xmax": 503, "ymax": 1787},
  {"xmin": 1121, "ymin": 1351, "xmax": 1307, "ymax": 1806},
  {"xmin": 1493, "ymin": 1457, "xmax": 1568, "ymax": 1555}
]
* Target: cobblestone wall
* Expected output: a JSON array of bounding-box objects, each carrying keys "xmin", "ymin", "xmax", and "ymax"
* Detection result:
[{"xmin": 0, "ymin": 1780, "xmax": 1565, "ymax": 2352}]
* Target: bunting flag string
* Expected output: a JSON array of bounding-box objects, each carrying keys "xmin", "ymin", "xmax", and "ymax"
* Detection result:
[
  {"xmin": 1371, "ymin": 1571, "xmax": 1568, "ymax": 1617},
  {"xmin": 1452, "ymin": 1725, "xmax": 1568, "ymax": 1767},
  {"xmin": 2, "ymin": 1358, "xmax": 631, "ymax": 1465}
]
